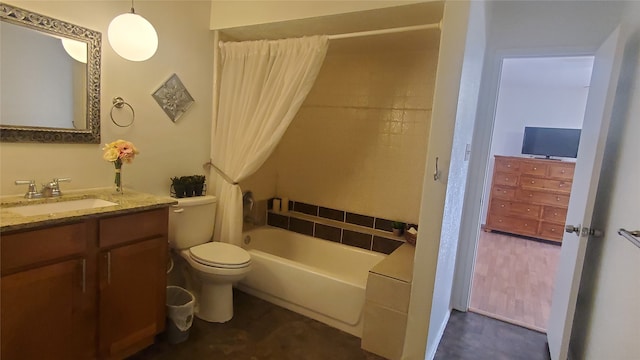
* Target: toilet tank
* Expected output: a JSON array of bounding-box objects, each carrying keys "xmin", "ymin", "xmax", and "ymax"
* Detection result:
[{"xmin": 168, "ymin": 195, "xmax": 217, "ymax": 249}]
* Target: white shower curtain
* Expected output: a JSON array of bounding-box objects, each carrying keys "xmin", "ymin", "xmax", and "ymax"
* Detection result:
[{"xmin": 211, "ymin": 35, "xmax": 328, "ymax": 245}]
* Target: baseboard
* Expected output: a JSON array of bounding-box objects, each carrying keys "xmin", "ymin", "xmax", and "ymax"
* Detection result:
[
  {"xmin": 468, "ymin": 307, "xmax": 546, "ymax": 334},
  {"xmin": 425, "ymin": 310, "xmax": 451, "ymax": 360}
]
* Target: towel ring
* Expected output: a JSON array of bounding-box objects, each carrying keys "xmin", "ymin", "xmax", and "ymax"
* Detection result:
[{"xmin": 110, "ymin": 97, "xmax": 135, "ymax": 127}]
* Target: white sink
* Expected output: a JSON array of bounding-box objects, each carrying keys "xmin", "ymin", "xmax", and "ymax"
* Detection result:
[{"xmin": 9, "ymin": 198, "xmax": 118, "ymax": 217}]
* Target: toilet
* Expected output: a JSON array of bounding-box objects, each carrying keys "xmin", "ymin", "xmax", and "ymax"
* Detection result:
[{"xmin": 168, "ymin": 195, "xmax": 251, "ymax": 323}]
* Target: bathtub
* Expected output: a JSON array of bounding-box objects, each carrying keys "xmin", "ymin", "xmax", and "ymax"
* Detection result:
[{"xmin": 237, "ymin": 226, "xmax": 386, "ymax": 337}]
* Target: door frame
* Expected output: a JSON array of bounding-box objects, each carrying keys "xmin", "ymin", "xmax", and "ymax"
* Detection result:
[{"xmin": 450, "ymin": 46, "xmax": 597, "ymax": 313}]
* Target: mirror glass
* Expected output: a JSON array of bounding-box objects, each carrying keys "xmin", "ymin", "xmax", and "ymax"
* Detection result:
[{"xmin": 0, "ymin": 3, "xmax": 101, "ymax": 143}]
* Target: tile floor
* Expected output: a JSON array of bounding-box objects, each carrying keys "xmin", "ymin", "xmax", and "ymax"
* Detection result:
[
  {"xmin": 130, "ymin": 289, "xmax": 549, "ymax": 360},
  {"xmin": 130, "ymin": 289, "xmax": 383, "ymax": 360},
  {"xmin": 434, "ymin": 310, "xmax": 551, "ymax": 360}
]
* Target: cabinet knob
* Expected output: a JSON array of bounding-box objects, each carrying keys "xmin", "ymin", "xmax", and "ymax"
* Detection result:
[
  {"xmin": 556, "ymin": 197, "xmax": 561, "ymax": 201},
  {"xmin": 498, "ymin": 219, "xmax": 503, "ymax": 223},
  {"xmin": 524, "ymin": 223, "xmax": 528, "ymax": 227},
  {"xmin": 554, "ymin": 213, "xmax": 558, "ymax": 216},
  {"xmin": 527, "ymin": 208, "xmax": 531, "ymax": 212},
  {"xmin": 561, "ymin": 170, "xmax": 565, "ymax": 174},
  {"xmin": 505, "ymin": 178, "xmax": 509, "ymax": 181},
  {"xmin": 500, "ymin": 204, "xmax": 505, "ymax": 208},
  {"xmin": 507, "ymin": 164, "xmax": 511, "ymax": 168},
  {"xmin": 528, "ymin": 194, "xmax": 533, "ymax": 197},
  {"xmin": 531, "ymin": 180, "xmax": 535, "ymax": 184},
  {"xmin": 503, "ymin": 191, "xmax": 507, "ymax": 194},
  {"xmin": 551, "ymin": 228, "xmax": 556, "ymax": 232}
]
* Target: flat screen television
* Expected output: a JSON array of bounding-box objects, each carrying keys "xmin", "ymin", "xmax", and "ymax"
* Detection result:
[{"xmin": 521, "ymin": 127, "xmax": 581, "ymax": 159}]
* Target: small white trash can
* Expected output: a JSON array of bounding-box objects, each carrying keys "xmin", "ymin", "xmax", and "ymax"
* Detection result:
[{"xmin": 166, "ymin": 286, "xmax": 195, "ymax": 344}]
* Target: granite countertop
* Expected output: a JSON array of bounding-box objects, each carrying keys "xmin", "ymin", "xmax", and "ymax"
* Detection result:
[{"xmin": 0, "ymin": 188, "xmax": 177, "ymax": 233}]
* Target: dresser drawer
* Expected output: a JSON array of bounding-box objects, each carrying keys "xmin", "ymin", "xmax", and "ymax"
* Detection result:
[
  {"xmin": 520, "ymin": 175, "xmax": 545, "ymax": 191},
  {"xmin": 494, "ymin": 157, "xmax": 520, "ymax": 173},
  {"xmin": 99, "ymin": 208, "xmax": 168, "ymax": 248},
  {"xmin": 520, "ymin": 176, "xmax": 572, "ymax": 193},
  {"xmin": 520, "ymin": 161, "xmax": 548, "ymax": 176},
  {"xmin": 493, "ymin": 172, "xmax": 518, "ymax": 187},
  {"xmin": 490, "ymin": 200, "xmax": 540, "ymax": 219},
  {"xmin": 492, "ymin": 186, "xmax": 516, "ymax": 200},
  {"xmin": 516, "ymin": 190, "xmax": 570, "ymax": 207},
  {"xmin": 542, "ymin": 206, "xmax": 568, "ymax": 223},
  {"xmin": 539, "ymin": 222, "xmax": 564, "ymax": 241},
  {"xmin": 487, "ymin": 215, "xmax": 538, "ymax": 236},
  {"xmin": 544, "ymin": 179, "xmax": 572, "ymax": 193},
  {"xmin": 548, "ymin": 163, "xmax": 575, "ymax": 180}
]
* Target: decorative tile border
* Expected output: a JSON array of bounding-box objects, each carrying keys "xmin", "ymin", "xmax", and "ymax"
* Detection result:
[{"xmin": 266, "ymin": 199, "xmax": 418, "ymax": 255}]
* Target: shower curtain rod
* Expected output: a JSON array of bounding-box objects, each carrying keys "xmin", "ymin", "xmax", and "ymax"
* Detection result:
[
  {"xmin": 327, "ymin": 22, "xmax": 441, "ymax": 40},
  {"xmin": 217, "ymin": 23, "xmax": 441, "ymax": 47}
]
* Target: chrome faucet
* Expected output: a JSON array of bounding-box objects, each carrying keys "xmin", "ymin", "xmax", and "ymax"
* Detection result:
[
  {"xmin": 15, "ymin": 178, "xmax": 71, "ymax": 198},
  {"xmin": 15, "ymin": 180, "xmax": 42, "ymax": 199}
]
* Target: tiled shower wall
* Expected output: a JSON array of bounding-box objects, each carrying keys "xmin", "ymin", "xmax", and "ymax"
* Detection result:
[{"xmin": 242, "ymin": 45, "xmax": 439, "ymax": 224}]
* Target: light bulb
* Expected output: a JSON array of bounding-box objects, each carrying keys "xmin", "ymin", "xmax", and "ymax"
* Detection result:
[
  {"xmin": 108, "ymin": 12, "xmax": 158, "ymax": 62},
  {"xmin": 61, "ymin": 38, "xmax": 88, "ymax": 63}
]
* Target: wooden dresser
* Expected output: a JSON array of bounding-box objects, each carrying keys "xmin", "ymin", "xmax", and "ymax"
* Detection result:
[{"xmin": 485, "ymin": 155, "xmax": 575, "ymax": 242}]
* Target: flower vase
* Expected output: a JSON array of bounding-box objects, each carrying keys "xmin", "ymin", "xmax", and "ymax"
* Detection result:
[{"xmin": 114, "ymin": 160, "xmax": 123, "ymax": 194}]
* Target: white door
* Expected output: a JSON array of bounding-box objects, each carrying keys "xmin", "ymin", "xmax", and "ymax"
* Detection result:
[{"xmin": 547, "ymin": 27, "xmax": 626, "ymax": 360}]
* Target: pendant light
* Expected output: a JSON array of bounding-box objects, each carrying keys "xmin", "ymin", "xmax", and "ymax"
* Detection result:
[{"xmin": 108, "ymin": 0, "xmax": 158, "ymax": 62}]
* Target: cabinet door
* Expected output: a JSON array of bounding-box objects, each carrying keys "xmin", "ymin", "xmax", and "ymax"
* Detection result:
[
  {"xmin": 1, "ymin": 258, "xmax": 91, "ymax": 360},
  {"xmin": 99, "ymin": 237, "xmax": 167, "ymax": 358}
]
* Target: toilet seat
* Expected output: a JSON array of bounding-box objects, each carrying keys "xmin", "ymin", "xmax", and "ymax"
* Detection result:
[{"xmin": 189, "ymin": 242, "xmax": 251, "ymax": 269}]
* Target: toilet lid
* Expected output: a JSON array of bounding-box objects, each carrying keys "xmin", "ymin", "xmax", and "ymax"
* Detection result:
[{"xmin": 189, "ymin": 242, "xmax": 251, "ymax": 268}]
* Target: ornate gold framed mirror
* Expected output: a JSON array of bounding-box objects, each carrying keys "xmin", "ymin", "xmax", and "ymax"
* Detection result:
[{"xmin": 0, "ymin": 3, "xmax": 101, "ymax": 143}]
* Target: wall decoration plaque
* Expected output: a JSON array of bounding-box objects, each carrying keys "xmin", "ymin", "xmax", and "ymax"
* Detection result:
[{"xmin": 152, "ymin": 73, "xmax": 194, "ymax": 122}]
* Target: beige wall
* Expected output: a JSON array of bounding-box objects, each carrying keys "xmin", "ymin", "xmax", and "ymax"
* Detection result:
[
  {"xmin": 404, "ymin": 1, "xmax": 469, "ymax": 358},
  {"xmin": 0, "ymin": 1, "xmax": 214, "ymax": 197},
  {"xmin": 243, "ymin": 45, "xmax": 438, "ymax": 224},
  {"xmin": 210, "ymin": 0, "xmax": 422, "ymax": 30}
]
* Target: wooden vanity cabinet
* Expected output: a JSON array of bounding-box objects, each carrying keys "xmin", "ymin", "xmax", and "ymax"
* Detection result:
[
  {"xmin": 1, "ymin": 222, "xmax": 97, "ymax": 360},
  {"xmin": 0, "ymin": 207, "xmax": 169, "ymax": 360},
  {"xmin": 98, "ymin": 209, "xmax": 168, "ymax": 359}
]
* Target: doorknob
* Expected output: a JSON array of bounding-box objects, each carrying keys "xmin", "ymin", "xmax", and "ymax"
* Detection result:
[
  {"xmin": 565, "ymin": 224, "xmax": 603, "ymax": 237},
  {"xmin": 565, "ymin": 224, "xmax": 581, "ymax": 234}
]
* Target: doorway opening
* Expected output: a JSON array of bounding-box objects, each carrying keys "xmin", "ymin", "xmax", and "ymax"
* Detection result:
[{"xmin": 468, "ymin": 56, "xmax": 594, "ymax": 332}]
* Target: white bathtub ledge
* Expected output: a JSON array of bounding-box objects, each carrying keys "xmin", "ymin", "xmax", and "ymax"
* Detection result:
[
  {"xmin": 362, "ymin": 244, "xmax": 416, "ymax": 360},
  {"xmin": 369, "ymin": 244, "xmax": 415, "ymax": 283}
]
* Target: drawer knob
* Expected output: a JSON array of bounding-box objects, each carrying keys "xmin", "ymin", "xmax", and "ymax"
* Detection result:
[
  {"xmin": 531, "ymin": 180, "xmax": 535, "ymax": 184},
  {"xmin": 504, "ymin": 191, "xmax": 507, "ymax": 194},
  {"xmin": 551, "ymin": 228, "xmax": 556, "ymax": 232},
  {"xmin": 554, "ymin": 213, "xmax": 558, "ymax": 216},
  {"xmin": 533, "ymin": 167, "xmax": 537, "ymax": 170},
  {"xmin": 527, "ymin": 208, "xmax": 531, "ymax": 212},
  {"xmin": 501, "ymin": 204, "xmax": 505, "ymax": 208},
  {"xmin": 556, "ymin": 197, "xmax": 561, "ymax": 201},
  {"xmin": 528, "ymin": 194, "xmax": 533, "ymax": 197},
  {"xmin": 505, "ymin": 178, "xmax": 509, "ymax": 181},
  {"xmin": 561, "ymin": 170, "xmax": 565, "ymax": 174},
  {"xmin": 524, "ymin": 223, "xmax": 528, "ymax": 227},
  {"xmin": 507, "ymin": 164, "xmax": 511, "ymax": 168},
  {"xmin": 499, "ymin": 219, "xmax": 503, "ymax": 223}
]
